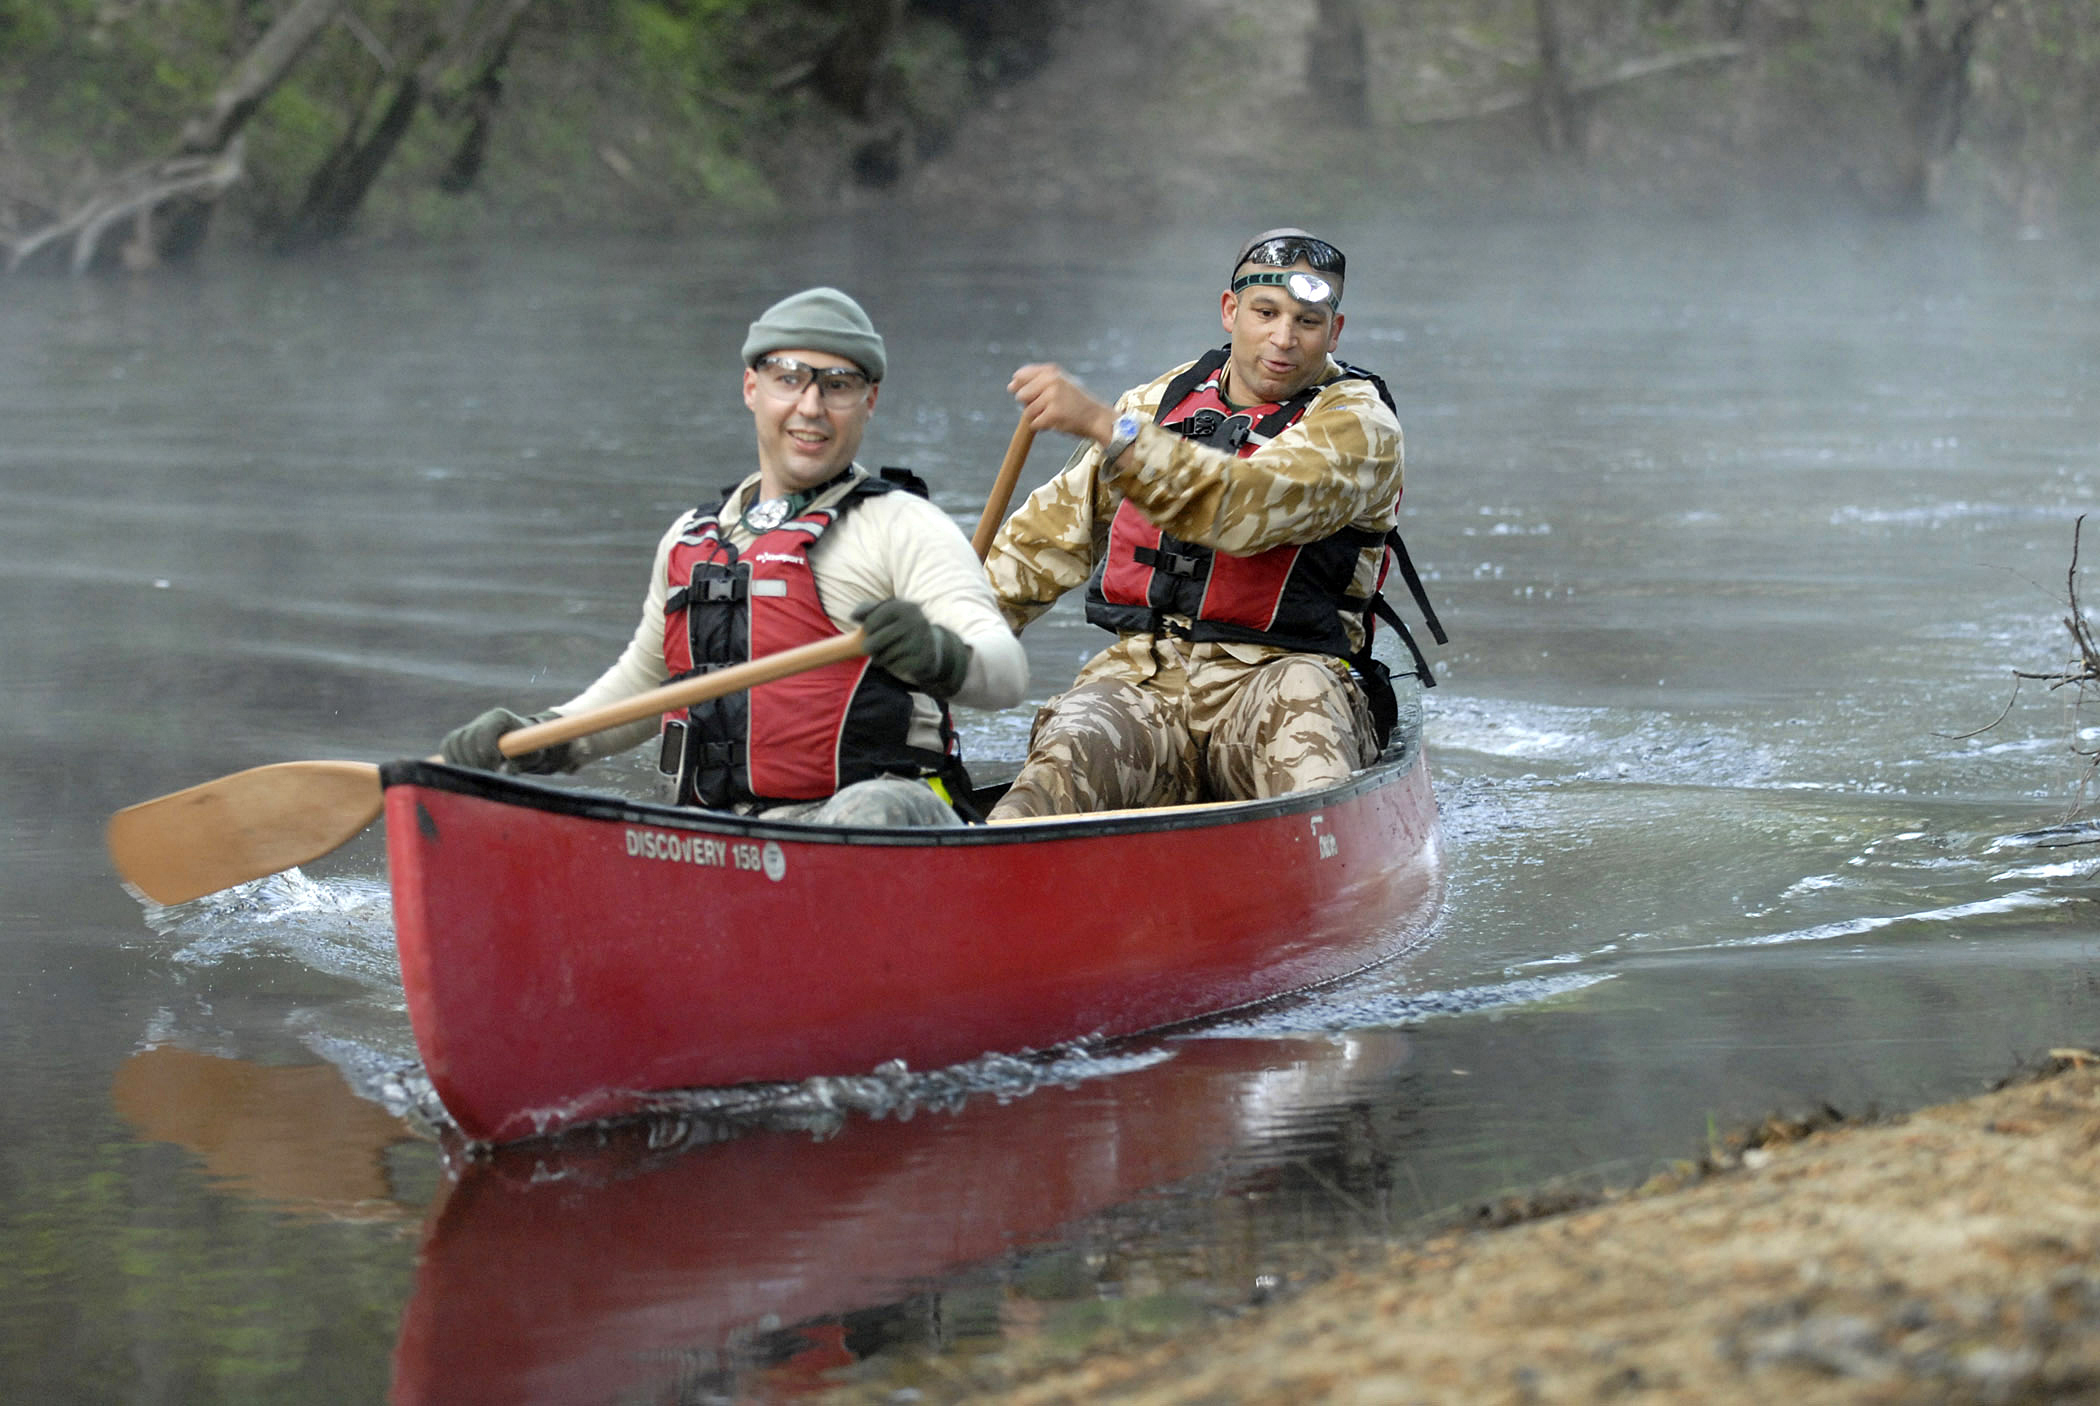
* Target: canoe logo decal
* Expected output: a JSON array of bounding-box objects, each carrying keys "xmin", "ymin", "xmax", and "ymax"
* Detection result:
[
  {"xmin": 624, "ymin": 826, "xmax": 782, "ymax": 878},
  {"xmin": 1310, "ymin": 814, "xmax": 1338, "ymax": 860}
]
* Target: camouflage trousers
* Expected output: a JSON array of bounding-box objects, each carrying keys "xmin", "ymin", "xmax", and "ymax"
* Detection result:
[{"xmin": 988, "ymin": 655, "xmax": 1378, "ymax": 820}]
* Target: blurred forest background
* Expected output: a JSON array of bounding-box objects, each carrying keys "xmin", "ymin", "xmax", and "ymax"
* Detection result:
[{"xmin": 3, "ymin": 0, "xmax": 2097, "ymax": 273}]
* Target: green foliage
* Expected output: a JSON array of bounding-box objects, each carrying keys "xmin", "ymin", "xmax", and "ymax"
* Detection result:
[
  {"xmin": 0, "ymin": 0, "xmax": 232, "ymax": 170},
  {"xmin": 10, "ymin": 0, "xmax": 2091, "ymax": 246}
]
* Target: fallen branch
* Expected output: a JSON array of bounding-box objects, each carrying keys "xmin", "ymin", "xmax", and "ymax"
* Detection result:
[
  {"xmin": 1948, "ymin": 514, "xmax": 2100, "ymax": 807},
  {"xmin": 5, "ymin": 146, "xmax": 243, "ymax": 274},
  {"xmin": 1582, "ymin": 41, "xmax": 1749, "ymax": 94}
]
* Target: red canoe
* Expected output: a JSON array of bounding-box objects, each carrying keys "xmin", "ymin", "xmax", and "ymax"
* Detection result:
[{"xmin": 381, "ymin": 711, "xmax": 1443, "ymax": 1144}]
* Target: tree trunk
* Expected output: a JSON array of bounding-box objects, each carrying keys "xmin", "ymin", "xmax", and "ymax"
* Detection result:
[
  {"xmin": 275, "ymin": 0, "xmax": 538, "ymax": 252},
  {"xmin": 812, "ymin": 0, "xmax": 906, "ymax": 120},
  {"xmin": 1312, "ymin": 0, "xmax": 1372, "ymax": 129},
  {"xmin": 1533, "ymin": 0, "xmax": 1583, "ymax": 154},
  {"xmin": 277, "ymin": 74, "xmax": 426, "ymax": 252},
  {"xmin": 1888, "ymin": 0, "xmax": 1999, "ymax": 213},
  {"xmin": 437, "ymin": 1, "xmax": 537, "ymax": 195}
]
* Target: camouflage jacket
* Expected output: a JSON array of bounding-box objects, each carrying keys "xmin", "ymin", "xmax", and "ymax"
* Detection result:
[{"xmin": 985, "ymin": 355, "xmax": 1405, "ymax": 706}]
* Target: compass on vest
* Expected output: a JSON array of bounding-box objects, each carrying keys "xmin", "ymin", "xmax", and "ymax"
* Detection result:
[{"xmin": 741, "ymin": 492, "xmax": 811, "ymax": 535}]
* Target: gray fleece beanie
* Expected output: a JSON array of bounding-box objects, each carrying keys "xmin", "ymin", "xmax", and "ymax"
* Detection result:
[{"xmin": 741, "ymin": 286, "xmax": 887, "ymax": 382}]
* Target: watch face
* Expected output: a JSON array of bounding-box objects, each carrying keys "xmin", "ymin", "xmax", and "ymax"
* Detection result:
[{"xmin": 745, "ymin": 496, "xmax": 791, "ymax": 532}]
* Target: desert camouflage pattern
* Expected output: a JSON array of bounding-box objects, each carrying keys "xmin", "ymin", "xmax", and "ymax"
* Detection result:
[
  {"xmin": 991, "ymin": 636, "xmax": 1379, "ymax": 820},
  {"xmin": 985, "ymin": 354, "xmax": 1404, "ymax": 656},
  {"xmin": 983, "ymin": 356, "xmax": 1402, "ymax": 820}
]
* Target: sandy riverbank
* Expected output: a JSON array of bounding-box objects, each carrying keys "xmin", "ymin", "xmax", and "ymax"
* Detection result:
[{"xmin": 929, "ymin": 1051, "xmax": 2100, "ymax": 1404}]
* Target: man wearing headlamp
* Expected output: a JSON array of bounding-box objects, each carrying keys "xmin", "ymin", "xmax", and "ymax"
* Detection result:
[{"xmin": 984, "ymin": 228, "xmax": 1422, "ymax": 819}]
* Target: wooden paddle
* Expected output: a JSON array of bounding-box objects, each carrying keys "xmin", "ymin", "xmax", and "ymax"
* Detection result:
[
  {"xmin": 971, "ymin": 416, "xmax": 1037, "ymax": 559},
  {"xmin": 106, "ymin": 630, "xmax": 868, "ymax": 906}
]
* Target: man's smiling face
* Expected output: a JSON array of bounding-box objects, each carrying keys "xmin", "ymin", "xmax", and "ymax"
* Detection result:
[
  {"xmin": 743, "ymin": 347, "xmax": 879, "ymax": 498},
  {"xmin": 1219, "ymin": 263, "xmax": 1344, "ymax": 405}
]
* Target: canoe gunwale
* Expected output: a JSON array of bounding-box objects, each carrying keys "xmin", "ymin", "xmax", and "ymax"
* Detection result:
[{"xmin": 377, "ymin": 707, "xmax": 1426, "ymax": 845}]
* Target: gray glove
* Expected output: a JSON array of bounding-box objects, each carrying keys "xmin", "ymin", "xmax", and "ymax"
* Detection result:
[
  {"xmin": 851, "ymin": 598, "xmax": 971, "ymax": 699},
  {"xmin": 439, "ymin": 707, "xmax": 577, "ymax": 775}
]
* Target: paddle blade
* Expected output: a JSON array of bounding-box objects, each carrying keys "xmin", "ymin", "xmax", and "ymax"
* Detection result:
[{"xmin": 107, "ymin": 761, "xmax": 384, "ymax": 905}]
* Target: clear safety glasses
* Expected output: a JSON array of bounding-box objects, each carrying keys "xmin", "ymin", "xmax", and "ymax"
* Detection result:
[{"xmin": 752, "ymin": 356, "xmax": 873, "ymax": 410}]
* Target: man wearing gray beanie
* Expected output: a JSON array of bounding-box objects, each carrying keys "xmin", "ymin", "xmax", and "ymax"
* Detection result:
[{"xmin": 437, "ymin": 286, "xmax": 1026, "ymax": 826}]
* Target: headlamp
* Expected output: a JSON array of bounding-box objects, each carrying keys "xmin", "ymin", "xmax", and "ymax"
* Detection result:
[{"xmin": 1229, "ymin": 269, "xmax": 1339, "ymax": 310}]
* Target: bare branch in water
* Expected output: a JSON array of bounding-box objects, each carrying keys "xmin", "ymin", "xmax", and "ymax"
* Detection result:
[{"xmin": 1953, "ymin": 515, "xmax": 2100, "ymax": 810}]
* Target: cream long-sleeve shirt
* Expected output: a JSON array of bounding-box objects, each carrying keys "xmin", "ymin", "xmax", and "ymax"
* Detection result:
[{"xmin": 554, "ymin": 466, "xmax": 1027, "ymax": 765}]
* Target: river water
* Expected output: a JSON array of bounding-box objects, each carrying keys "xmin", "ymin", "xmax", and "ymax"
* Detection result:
[{"xmin": 6, "ymin": 212, "xmax": 2100, "ymax": 1401}]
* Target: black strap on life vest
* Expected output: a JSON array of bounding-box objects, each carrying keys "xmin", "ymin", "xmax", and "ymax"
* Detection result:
[
  {"xmin": 1154, "ymin": 347, "xmax": 1401, "ymax": 441},
  {"xmin": 1155, "ymin": 347, "xmax": 1329, "ymax": 448},
  {"xmin": 662, "ymin": 467, "xmax": 929, "ymax": 618}
]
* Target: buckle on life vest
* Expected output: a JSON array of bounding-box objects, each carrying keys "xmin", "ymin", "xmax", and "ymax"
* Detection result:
[
  {"xmin": 702, "ymin": 577, "xmax": 741, "ymax": 602},
  {"xmin": 656, "ymin": 722, "xmax": 742, "ymax": 780},
  {"xmin": 1134, "ymin": 545, "xmax": 1207, "ymax": 580}
]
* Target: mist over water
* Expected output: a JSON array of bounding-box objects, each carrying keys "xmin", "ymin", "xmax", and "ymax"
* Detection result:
[{"xmin": 7, "ymin": 211, "xmax": 2100, "ymax": 1396}]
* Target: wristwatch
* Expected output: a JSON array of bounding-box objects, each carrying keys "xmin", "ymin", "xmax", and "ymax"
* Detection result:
[{"xmin": 1103, "ymin": 413, "xmax": 1142, "ymax": 467}]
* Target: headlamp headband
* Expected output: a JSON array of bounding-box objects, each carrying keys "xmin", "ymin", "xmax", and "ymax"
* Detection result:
[{"xmin": 1229, "ymin": 269, "xmax": 1340, "ymax": 310}]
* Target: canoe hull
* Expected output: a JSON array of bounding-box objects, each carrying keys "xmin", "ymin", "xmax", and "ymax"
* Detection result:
[{"xmin": 383, "ymin": 738, "xmax": 1441, "ymax": 1143}]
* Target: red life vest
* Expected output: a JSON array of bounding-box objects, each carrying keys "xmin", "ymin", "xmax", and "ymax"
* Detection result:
[
  {"xmin": 1083, "ymin": 347, "xmax": 1393, "ymax": 657},
  {"xmin": 658, "ymin": 470, "xmax": 955, "ymax": 809}
]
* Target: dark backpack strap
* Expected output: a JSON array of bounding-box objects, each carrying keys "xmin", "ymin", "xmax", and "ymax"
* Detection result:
[
  {"xmin": 1368, "ymin": 592, "xmax": 1435, "ymax": 689},
  {"xmin": 877, "ymin": 465, "xmax": 931, "ymax": 499},
  {"xmin": 1384, "ymin": 528, "xmax": 1447, "ymax": 645},
  {"xmin": 1333, "ymin": 360, "xmax": 1399, "ymax": 415},
  {"xmin": 1154, "ymin": 347, "xmax": 1232, "ymax": 432}
]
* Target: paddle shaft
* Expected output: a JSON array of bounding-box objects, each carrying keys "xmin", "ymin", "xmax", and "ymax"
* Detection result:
[
  {"xmin": 498, "ymin": 629, "xmax": 867, "ymax": 757},
  {"xmin": 971, "ymin": 417, "xmax": 1037, "ymax": 560}
]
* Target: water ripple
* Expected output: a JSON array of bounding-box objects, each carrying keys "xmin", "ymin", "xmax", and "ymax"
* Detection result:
[{"xmin": 1707, "ymin": 889, "xmax": 2066, "ymax": 950}]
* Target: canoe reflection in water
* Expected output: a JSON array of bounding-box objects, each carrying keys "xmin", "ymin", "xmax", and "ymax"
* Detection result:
[{"xmin": 113, "ymin": 1028, "xmax": 1422, "ymax": 1402}]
